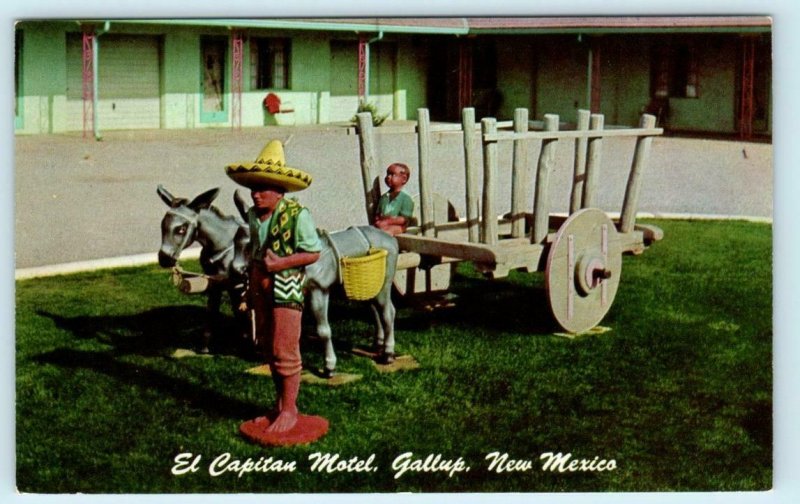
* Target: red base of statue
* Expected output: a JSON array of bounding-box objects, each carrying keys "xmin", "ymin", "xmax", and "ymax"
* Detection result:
[{"xmin": 240, "ymin": 414, "xmax": 329, "ymax": 446}]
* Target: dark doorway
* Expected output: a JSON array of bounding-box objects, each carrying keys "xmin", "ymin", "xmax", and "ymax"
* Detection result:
[{"xmin": 427, "ymin": 38, "xmax": 498, "ymax": 122}]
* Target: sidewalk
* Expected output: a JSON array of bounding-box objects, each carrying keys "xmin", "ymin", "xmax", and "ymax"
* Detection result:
[{"xmin": 14, "ymin": 123, "xmax": 772, "ymax": 271}]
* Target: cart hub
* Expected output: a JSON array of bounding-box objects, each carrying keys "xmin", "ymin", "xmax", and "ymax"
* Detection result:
[{"xmin": 576, "ymin": 252, "xmax": 611, "ymax": 295}]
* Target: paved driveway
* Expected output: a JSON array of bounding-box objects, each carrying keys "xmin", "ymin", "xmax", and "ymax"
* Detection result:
[{"xmin": 14, "ymin": 124, "xmax": 772, "ymax": 269}]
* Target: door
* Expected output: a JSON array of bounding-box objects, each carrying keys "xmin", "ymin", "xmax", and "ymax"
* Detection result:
[
  {"xmin": 200, "ymin": 37, "xmax": 227, "ymax": 123},
  {"xmin": 751, "ymin": 36, "xmax": 771, "ymax": 134}
]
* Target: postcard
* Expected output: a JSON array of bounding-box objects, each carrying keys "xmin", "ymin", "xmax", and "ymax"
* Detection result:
[{"xmin": 11, "ymin": 8, "xmax": 785, "ymax": 503}]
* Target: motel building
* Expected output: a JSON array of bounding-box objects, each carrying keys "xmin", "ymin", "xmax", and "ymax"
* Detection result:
[{"xmin": 14, "ymin": 17, "xmax": 771, "ymax": 139}]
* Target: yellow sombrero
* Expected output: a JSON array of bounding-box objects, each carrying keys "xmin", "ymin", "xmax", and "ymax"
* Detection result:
[{"xmin": 225, "ymin": 140, "xmax": 312, "ymax": 192}]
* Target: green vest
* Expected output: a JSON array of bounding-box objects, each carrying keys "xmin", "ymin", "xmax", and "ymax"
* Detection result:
[{"xmin": 260, "ymin": 198, "xmax": 307, "ymax": 306}]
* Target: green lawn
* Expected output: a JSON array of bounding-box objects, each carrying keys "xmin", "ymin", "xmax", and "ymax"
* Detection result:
[{"xmin": 15, "ymin": 219, "xmax": 772, "ymax": 493}]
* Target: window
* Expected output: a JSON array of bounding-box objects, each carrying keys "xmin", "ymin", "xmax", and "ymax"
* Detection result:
[
  {"xmin": 652, "ymin": 42, "xmax": 699, "ymax": 99},
  {"xmin": 250, "ymin": 38, "xmax": 289, "ymax": 89}
]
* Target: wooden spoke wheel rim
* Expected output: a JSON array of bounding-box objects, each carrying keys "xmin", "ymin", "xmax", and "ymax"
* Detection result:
[{"xmin": 545, "ymin": 208, "xmax": 622, "ymax": 334}]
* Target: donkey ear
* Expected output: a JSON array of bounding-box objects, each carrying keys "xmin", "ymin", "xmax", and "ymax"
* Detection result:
[
  {"xmin": 189, "ymin": 187, "xmax": 220, "ymax": 210},
  {"xmin": 157, "ymin": 184, "xmax": 177, "ymax": 207},
  {"xmin": 233, "ymin": 189, "xmax": 251, "ymax": 221}
]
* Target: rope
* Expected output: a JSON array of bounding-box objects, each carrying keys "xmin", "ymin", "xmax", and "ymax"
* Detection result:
[{"xmin": 207, "ymin": 244, "xmax": 234, "ymax": 266}]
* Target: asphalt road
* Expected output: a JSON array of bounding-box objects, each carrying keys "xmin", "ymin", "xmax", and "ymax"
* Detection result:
[{"xmin": 14, "ymin": 123, "xmax": 772, "ymax": 269}]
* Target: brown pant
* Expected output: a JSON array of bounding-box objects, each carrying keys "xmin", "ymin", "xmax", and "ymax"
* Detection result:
[{"xmin": 249, "ymin": 264, "xmax": 303, "ymax": 377}]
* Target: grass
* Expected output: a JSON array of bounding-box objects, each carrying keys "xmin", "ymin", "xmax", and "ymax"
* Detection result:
[{"xmin": 15, "ymin": 219, "xmax": 772, "ymax": 493}]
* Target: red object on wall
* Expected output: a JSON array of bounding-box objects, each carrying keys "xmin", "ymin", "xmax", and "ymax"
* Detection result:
[{"xmin": 264, "ymin": 93, "xmax": 282, "ymax": 114}]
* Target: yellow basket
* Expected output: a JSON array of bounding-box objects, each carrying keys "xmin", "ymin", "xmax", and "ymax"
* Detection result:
[{"xmin": 341, "ymin": 248, "xmax": 388, "ymax": 301}]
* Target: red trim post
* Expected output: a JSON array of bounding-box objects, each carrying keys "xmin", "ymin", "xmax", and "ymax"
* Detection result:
[{"xmin": 82, "ymin": 31, "xmax": 94, "ymax": 139}]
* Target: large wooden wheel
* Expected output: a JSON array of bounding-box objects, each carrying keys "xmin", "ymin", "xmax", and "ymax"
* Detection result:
[{"xmin": 545, "ymin": 208, "xmax": 622, "ymax": 333}]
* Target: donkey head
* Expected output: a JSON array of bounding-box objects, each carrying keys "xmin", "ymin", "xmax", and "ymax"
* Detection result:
[
  {"xmin": 229, "ymin": 189, "xmax": 252, "ymax": 278},
  {"xmin": 157, "ymin": 184, "xmax": 220, "ymax": 268}
]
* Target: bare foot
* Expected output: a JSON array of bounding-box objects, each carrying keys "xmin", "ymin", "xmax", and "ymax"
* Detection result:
[{"xmin": 266, "ymin": 408, "xmax": 298, "ymax": 433}]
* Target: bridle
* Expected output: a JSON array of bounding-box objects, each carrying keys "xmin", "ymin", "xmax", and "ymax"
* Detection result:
[{"xmin": 162, "ymin": 208, "xmax": 199, "ymax": 264}]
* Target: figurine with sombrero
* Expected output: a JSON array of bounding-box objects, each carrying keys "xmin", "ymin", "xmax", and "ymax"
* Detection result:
[{"xmin": 226, "ymin": 140, "xmax": 328, "ymax": 446}]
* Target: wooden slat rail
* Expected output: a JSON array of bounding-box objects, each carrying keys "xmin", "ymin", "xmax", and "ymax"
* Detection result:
[
  {"xmin": 481, "ymin": 117, "xmax": 499, "ymax": 245},
  {"xmin": 582, "ymin": 113, "xmax": 605, "ymax": 209},
  {"xmin": 620, "ymin": 114, "xmax": 659, "ymax": 233},
  {"xmin": 483, "ymin": 127, "xmax": 663, "ymax": 142},
  {"xmin": 461, "ymin": 107, "xmax": 480, "ymax": 243},
  {"xmin": 416, "ymin": 108, "xmax": 436, "ymax": 237},
  {"xmin": 356, "ymin": 112, "xmax": 381, "ymax": 220},
  {"xmin": 570, "ymin": 109, "xmax": 591, "ymax": 213},
  {"xmin": 427, "ymin": 120, "xmax": 513, "ymax": 133},
  {"xmin": 531, "ymin": 114, "xmax": 560, "ymax": 244},
  {"xmin": 511, "ymin": 108, "xmax": 529, "ymax": 238}
]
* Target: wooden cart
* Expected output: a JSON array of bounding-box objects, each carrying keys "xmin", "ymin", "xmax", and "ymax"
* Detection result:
[{"xmin": 356, "ymin": 108, "xmax": 663, "ymax": 334}]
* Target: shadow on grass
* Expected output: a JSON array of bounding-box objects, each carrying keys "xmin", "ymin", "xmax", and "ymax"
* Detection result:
[
  {"xmin": 37, "ymin": 305, "xmax": 255, "ymax": 359},
  {"xmin": 308, "ymin": 270, "xmax": 557, "ymax": 360},
  {"xmin": 34, "ymin": 347, "xmax": 260, "ymax": 420},
  {"xmin": 396, "ymin": 271, "xmax": 555, "ymax": 335}
]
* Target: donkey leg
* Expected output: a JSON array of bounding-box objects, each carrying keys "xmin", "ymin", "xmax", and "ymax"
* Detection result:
[
  {"xmin": 370, "ymin": 304, "xmax": 385, "ymax": 353},
  {"xmin": 229, "ymin": 286, "xmax": 252, "ymax": 354},
  {"xmin": 374, "ymin": 295, "xmax": 396, "ymax": 364},
  {"xmin": 309, "ymin": 288, "xmax": 337, "ymax": 377},
  {"xmin": 203, "ymin": 288, "xmax": 223, "ymax": 354}
]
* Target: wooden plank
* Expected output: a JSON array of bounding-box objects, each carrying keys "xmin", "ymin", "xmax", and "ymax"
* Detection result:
[
  {"xmin": 620, "ymin": 114, "xmax": 658, "ymax": 233},
  {"xmin": 405, "ymin": 219, "xmax": 516, "ymax": 241},
  {"xmin": 532, "ymin": 114, "xmax": 560, "ymax": 244},
  {"xmin": 404, "ymin": 212, "xmax": 661, "ymax": 250},
  {"xmin": 581, "ymin": 113, "xmax": 605, "ymax": 209},
  {"xmin": 462, "ymin": 107, "xmax": 480, "ymax": 243},
  {"xmin": 617, "ymin": 230, "xmax": 647, "ymax": 255},
  {"xmin": 482, "ymin": 127, "xmax": 663, "ymax": 142},
  {"xmin": 511, "ymin": 108, "xmax": 529, "ymax": 238},
  {"xmin": 398, "ymin": 235, "xmax": 545, "ymax": 274},
  {"xmin": 481, "ymin": 117, "xmax": 499, "ymax": 245},
  {"xmin": 570, "ymin": 109, "xmax": 591, "ymax": 213},
  {"xmin": 428, "ymin": 123, "xmax": 466, "ymax": 132},
  {"xmin": 396, "ymin": 234, "xmax": 500, "ymax": 263},
  {"xmin": 493, "ymin": 240, "xmax": 546, "ymax": 275},
  {"xmin": 416, "ymin": 108, "xmax": 436, "ymax": 236},
  {"xmin": 395, "ymin": 252, "xmax": 422, "ymax": 271},
  {"xmin": 356, "ymin": 112, "xmax": 381, "ymax": 221},
  {"xmin": 634, "ymin": 222, "xmax": 664, "ymax": 243},
  {"xmin": 428, "ymin": 120, "xmax": 513, "ymax": 134}
]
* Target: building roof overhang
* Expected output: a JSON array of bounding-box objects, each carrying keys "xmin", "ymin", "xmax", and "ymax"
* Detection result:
[
  {"xmin": 72, "ymin": 16, "xmax": 772, "ymax": 36},
  {"xmin": 87, "ymin": 16, "xmax": 771, "ymax": 35}
]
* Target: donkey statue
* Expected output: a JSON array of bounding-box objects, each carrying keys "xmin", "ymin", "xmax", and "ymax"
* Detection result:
[
  {"xmin": 157, "ymin": 184, "xmax": 250, "ymax": 353},
  {"xmin": 230, "ymin": 192, "xmax": 400, "ymax": 377}
]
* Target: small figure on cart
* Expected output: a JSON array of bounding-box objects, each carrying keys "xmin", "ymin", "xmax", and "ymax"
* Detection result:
[
  {"xmin": 226, "ymin": 140, "xmax": 329, "ymax": 445},
  {"xmin": 373, "ymin": 162, "xmax": 414, "ymax": 236}
]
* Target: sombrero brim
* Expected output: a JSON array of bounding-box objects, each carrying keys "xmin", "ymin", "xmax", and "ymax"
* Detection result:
[{"xmin": 225, "ymin": 162, "xmax": 312, "ymax": 192}]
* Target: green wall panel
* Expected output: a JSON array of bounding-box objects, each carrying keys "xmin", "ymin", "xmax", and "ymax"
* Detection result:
[
  {"xmin": 496, "ymin": 36, "xmax": 535, "ymax": 120},
  {"xmin": 535, "ymin": 37, "xmax": 589, "ymax": 121},
  {"xmin": 22, "ymin": 23, "xmax": 67, "ymax": 97},
  {"xmin": 290, "ymin": 34, "xmax": 331, "ymax": 93},
  {"xmin": 396, "ymin": 38, "xmax": 428, "ymax": 119}
]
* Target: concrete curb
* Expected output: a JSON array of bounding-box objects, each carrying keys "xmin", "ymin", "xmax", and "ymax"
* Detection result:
[
  {"xmin": 15, "ymin": 248, "xmax": 201, "ymax": 281},
  {"xmin": 14, "ymin": 213, "xmax": 771, "ymax": 281}
]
